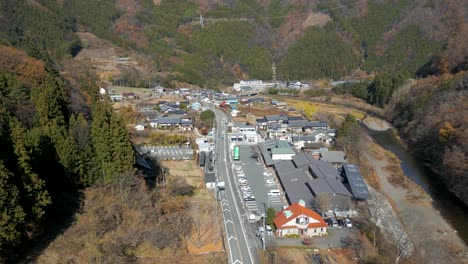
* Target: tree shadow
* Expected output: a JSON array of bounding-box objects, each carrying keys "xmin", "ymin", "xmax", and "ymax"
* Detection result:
[{"xmin": 15, "ymin": 188, "xmax": 85, "ymax": 264}]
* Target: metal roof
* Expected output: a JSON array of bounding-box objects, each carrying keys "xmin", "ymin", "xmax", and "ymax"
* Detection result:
[
  {"xmin": 265, "ymin": 115, "xmax": 281, "ymax": 122},
  {"xmin": 342, "ymin": 164, "xmax": 369, "ymax": 200},
  {"xmin": 291, "ymin": 135, "xmax": 316, "ymax": 142},
  {"xmin": 287, "ymin": 116, "xmax": 306, "ymax": 121},
  {"xmin": 304, "ymin": 121, "xmax": 328, "ymax": 128},
  {"xmin": 321, "ymin": 150, "xmax": 346, "ymax": 164},
  {"xmin": 292, "ymin": 153, "xmax": 319, "ymax": 167},
  {"xmin": 271, "ymin": 148, "xmax": 295, "ymax": 155},
  {"xmin": 256, "ymin": 118, "xmax": 267, "ymax": 123},
  {"xmin": 273, "ymin": 161, "xmax": 315, "ymax": 207},
  {"xmin": 287, "ymin": 120, "xmax": 308, "ymax": 127},
  {"xmin": 156, "ymin": 117, "xmax": 181, "ymax": 124},
  {"xmin": 259, "ymin": 142, "xmax": 279, "ymax": 166}
]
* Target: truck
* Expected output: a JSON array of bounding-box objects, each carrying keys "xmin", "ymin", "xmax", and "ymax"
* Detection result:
[{"xmin": 216, "ymin": 181, "xmax": 225, "ymax": 190}]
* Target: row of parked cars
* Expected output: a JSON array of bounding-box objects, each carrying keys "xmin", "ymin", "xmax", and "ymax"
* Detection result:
[
  {"xmin": 327, "ymin": 217, "xmax": 353, "ymax": 228},
  {"xmin": 235, "ymin": 166, "xmax": 256, "ymax": 202}
]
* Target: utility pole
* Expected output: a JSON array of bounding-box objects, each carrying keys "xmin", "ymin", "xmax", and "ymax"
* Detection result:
[
  {"xmin": 262, "ymin": 202, "xmax": 267, "ymax": 250},
  {"xmin": 200, "ymin": 14, "xmax": 204, "ymax": 28},
  {"xmin": 272, "ymin": 62, "xmax": 277, "ymax": 82}
]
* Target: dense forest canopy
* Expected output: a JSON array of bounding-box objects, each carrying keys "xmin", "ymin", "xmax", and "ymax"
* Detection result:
[
  {"xmin": 1, "ymin": 0, "xmax": 465, "ymax": 85},
  {"xmin": 0, "ymin": 51, "xmax": 134, "ymax": 261}
]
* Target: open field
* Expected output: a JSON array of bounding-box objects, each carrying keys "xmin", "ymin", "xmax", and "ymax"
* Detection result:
[
  {"xmin": 162, "ymin": 160, "xmax": 204, "ymax": 188},
  {"xmin": 162, "ymin": 160, "xmax": 202, "ymax": 184},
  {"xmin": 269, "ymin": 248, "xmax": 356, "ymax": 264},
  {"xmin": 111, "ymin": 86, "xmax": 152, "ymax": 95}
]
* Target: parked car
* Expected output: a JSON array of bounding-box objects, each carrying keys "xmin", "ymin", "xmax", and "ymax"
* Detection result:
[
  {"xmin": 266, "ymin": 225, "xmax": 273, "ymax": 235},
  {"xmin": 237, "ymin": 172, "xmax": 245, "ymax": 177},
  {"xmin": 235, "ymin": 166, "xmax": 242, "ymax": 171},
  {"xmin": 344, "ymin": 219, "xmax": 352, "ymax": 227},
  {"xmin": 268, "ymin": 190, "xmax": 281, "ymax": 197}
]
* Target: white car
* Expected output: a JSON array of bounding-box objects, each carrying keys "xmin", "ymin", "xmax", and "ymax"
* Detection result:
[
  {"xmin": 237, "ymin": 172, "xmax": 245, "ymax": 177},
  {"xmin": 235, "ymin": 166, "xmax": 242, "ymax": 171},
  {"xmin": 344, "ymin": 219, "xmax": 352, "ymax": 227}
]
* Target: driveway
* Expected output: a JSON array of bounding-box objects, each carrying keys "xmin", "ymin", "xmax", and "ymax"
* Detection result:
[{"xmin": 273, "ymin": 227, "xmax": 358, "ymax": 249}]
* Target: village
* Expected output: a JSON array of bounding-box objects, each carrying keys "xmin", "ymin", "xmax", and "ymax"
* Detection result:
[{"xmin": 103, "ymin": 78, "xmax": 380, "ymax": 263}]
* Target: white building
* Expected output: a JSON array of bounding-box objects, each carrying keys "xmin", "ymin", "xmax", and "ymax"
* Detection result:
[{"xmin": 233, "ymin": 80, "xmax": 267, "ymax": 92}]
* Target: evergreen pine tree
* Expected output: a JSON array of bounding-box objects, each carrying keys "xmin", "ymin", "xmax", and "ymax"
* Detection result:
[
  {"xmin": 0, "ymin": 161, "xmax": 26, "ymax": 250},
  {"xmin": 9, "ymin": 120, "xmax": 51, "ymax": 222}
]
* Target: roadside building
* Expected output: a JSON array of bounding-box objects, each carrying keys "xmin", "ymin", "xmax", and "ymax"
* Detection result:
[
  {"xmin": 197, "ymin": 141, "xmax": 211, "ymax": 152},
  {"xmin": 273, "ymin": 153, "xmax": 354, "ymax": 212},
  {"xmin": 231, "ymin": 122, "xmax": 258, "ymax": 142},
  {"xmin": 259, "ymin": 140, "xmax": 296, "ymax": 162},
  {"xmin": 274, "ymin": 201, "xmax": 328, "ymax": 237}
]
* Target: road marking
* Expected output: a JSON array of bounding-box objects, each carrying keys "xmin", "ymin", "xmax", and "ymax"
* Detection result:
[
  {"xmin": 228, "ymin": 236, "xmax": 237, "ymax": 241},
  {"xmin": 223, "ymin": 208, "xmax": 231, "ymax": 212},
  {"xmin": 225, "ymin": 219, "xmax": 233, "ymax": 224},
  {"xmin": 233, "ymin": 260, "xmax": 243, "ymax": 264}
]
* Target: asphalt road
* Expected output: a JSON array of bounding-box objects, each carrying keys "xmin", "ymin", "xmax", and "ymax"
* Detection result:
[{"xmin": 211, "ymin": 107, "xmax": 260, "ymax": 264}]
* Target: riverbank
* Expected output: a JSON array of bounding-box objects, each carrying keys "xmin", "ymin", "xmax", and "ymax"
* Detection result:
[{"xmin": 364, "ymin": 128, "xmax": 468, "ymax": 263}]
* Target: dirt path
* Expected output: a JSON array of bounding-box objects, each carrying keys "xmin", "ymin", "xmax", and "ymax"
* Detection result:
[{"xmin": 365, "ymin": 137, "xmax": 467, "ymax": 264}]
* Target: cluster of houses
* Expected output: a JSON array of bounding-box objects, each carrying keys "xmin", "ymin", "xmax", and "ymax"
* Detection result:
[
  {"xmin": 255, "ymin": 115, "xmax": 336, "ymax": 150},
  {"xmin": 134, "ymin": 100, "xmax": 194, "ymax": 131}
]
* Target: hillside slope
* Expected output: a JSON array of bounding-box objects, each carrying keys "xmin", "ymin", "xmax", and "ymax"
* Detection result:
[
  {"xmin": 387, "ymin": 72, "xmax": 468, "ymax": 206},
  {"xmin": 1, "ymin": 0, "xmax": 465, "ymax": 86}
]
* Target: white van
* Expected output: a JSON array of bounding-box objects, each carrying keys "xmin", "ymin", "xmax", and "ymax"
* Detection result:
[
  {"xmin": 329, "ymin": 217, "xmax": 339, "ymax": 227},
  {"xmin": 268, "ymin": 190, "xmax": 281, "ymax": 197},
  {"xmin": 266, "ymin": 225, "xmax": 273, "ymax": 235}
]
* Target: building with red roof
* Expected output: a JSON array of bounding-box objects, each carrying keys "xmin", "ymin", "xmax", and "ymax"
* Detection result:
[{"xmin": 273, "ymin": 200, "xmax": 327, "ymax": 237}]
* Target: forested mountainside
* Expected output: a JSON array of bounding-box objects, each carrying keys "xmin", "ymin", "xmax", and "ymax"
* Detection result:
[
  {"xmin": 1, "ymin": 0, "xmax": 466, "ymax": 86},
  {"xmin": 386, "ymin": 73, "xmax": 468, "ymax": 206},
  {"xmin": 0, "ymin": 46, "xmax": 134, "ymax": 261}
]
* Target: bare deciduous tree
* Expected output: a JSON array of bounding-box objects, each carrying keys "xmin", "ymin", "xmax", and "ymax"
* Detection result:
[
  {"xmin": 315, "ymin": 193, "xmax": 332, "ymax": 213},
  {"xmin": 188, "ymin": 201, "xmax": 221, "ymax": 248}
]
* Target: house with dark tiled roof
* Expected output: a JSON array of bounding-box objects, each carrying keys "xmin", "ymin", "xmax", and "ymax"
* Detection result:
[
  {"xmin": 304, "ymin": 121, "xmax": 328, "ymax": 131},
  {"xmin": 273, "ymin": 152, "xmax": 356, "ymax": 212},
  {"xmin": 149, "ymin": 117, "xmax": 192, "ymax": 130},
  {"xmin": 274, "ymin": 201, "xmax": 327, "ymax": 237}
]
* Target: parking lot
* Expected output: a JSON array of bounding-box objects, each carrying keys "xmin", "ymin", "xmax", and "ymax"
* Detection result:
[
  {"xmin": 138, "ymin": 145, "xmax": 194, "ymax": 160},
  {"xmin": 232, "ymin": 146, "xmax": 285, "ymax": 215}
]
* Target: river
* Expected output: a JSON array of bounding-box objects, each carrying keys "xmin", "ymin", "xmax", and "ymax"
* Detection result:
[{"xmin": 367, "ymin": 128, "xmax": 468, "ymax": 245}]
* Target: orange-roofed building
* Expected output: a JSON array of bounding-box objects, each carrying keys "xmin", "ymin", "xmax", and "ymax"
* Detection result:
[{"xmin": 273, "ymin": 200, "xmax": 327, "ymax": 237}]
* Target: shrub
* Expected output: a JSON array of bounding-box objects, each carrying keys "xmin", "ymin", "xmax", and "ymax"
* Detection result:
[{"xmin": 284, "ymin": 234, "xmax": 301, "ymax": 238}]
